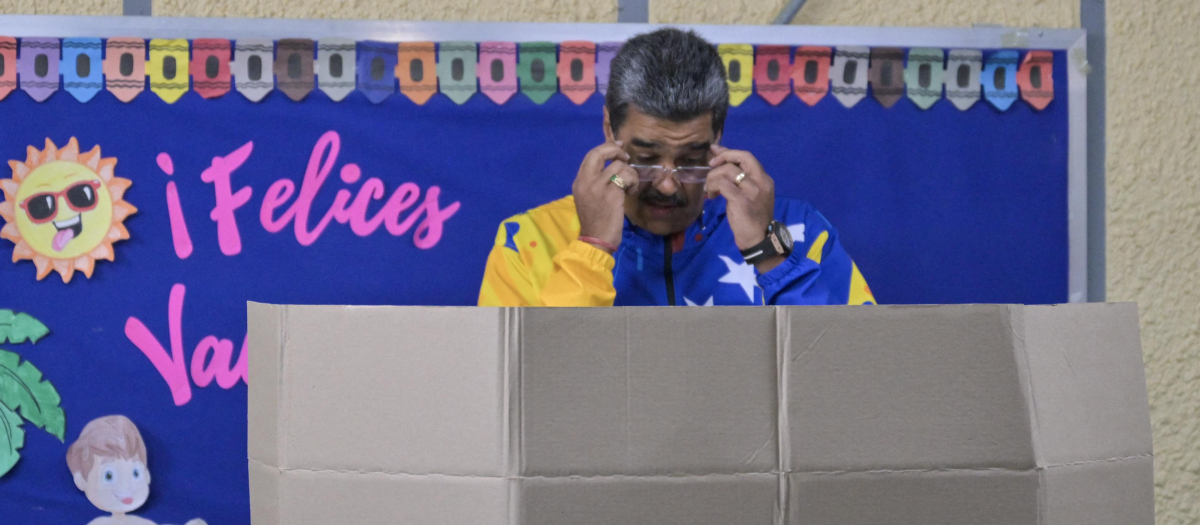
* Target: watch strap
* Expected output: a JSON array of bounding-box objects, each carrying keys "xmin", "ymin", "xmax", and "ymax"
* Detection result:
[{"xmin": 740, "ymin": 221, "xmax": 792, "ymax": 265}]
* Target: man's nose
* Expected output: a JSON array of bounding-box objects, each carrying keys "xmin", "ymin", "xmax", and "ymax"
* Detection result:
[{"xmin": 653, "ymin": 172, "xmax": 680, "ymax": 195}]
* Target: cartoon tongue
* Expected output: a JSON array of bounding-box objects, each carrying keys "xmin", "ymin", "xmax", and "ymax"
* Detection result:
[{"xmin": 52, "ymin": 228, "xmax": 75, "ymax": 252}]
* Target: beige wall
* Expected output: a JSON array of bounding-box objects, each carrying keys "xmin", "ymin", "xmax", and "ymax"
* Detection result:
[
  {"xmin": 1107, "ymin": 2, "xmax": 1200, "ymax": 524},
  {"xmin": 1, "ymin": 0, "xmax": 1197, "ymax": 522}
]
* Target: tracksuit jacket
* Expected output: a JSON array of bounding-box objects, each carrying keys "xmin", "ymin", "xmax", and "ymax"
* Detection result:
[{"xmin": 478, "ymin": 195, "xmax": 875, "ymax": 307}]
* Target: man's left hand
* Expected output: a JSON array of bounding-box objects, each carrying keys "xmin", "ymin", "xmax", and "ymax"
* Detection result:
[{"xmin": 705, "ymin": 144, "xmax": 784, "ymax": 273}]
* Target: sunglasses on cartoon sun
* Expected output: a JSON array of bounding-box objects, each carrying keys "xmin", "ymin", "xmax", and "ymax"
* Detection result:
[
  {"xmin": 18, "ymin": 180, "xmax": 102, "ymax": 223},
  {"xmin": 628, "ymin": 165, "xmax": 713, "ymax": 184}
]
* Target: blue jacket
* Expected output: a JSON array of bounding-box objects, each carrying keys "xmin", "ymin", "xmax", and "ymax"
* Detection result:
[{"xmin": 478, "ymin": 195, "xmax": 875, "ymax": 307}]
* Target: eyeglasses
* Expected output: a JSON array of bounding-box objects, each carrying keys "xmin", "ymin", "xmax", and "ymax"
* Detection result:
[
  {"xmin": 18, "ymin": 180, "xmax": 102, "ymax": 223},
  {"xmin": 628, "ymin": 165, "xmax": 712, "ymax": 184}
]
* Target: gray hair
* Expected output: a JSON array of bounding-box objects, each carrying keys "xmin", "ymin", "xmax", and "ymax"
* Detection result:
[{"xmin": 605, "ymin": 28, "xmax": 729, "ymax": 135}]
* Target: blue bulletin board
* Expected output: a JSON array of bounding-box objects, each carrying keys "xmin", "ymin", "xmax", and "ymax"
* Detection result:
[{"xmin": 0, "ymin": 16, "xmax": 1088, "ymax": 525}]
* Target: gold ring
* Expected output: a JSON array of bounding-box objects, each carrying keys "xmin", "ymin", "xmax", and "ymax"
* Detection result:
[
  {"xmin": 609, "ymin": 174, "xmax": 627, "ymax": 190},
  {"xmin": 734, "ymin": 172, "xmax": 746, "ymax": 185}
]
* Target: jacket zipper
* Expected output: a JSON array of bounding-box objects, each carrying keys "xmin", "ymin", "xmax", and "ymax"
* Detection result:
[{"xmin": 663, "ymin": 237, "xmax": 676, "ymax": 306}]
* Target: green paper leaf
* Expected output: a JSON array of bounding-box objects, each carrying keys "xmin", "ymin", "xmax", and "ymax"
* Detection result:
[
  {"xmin": 0, "ymin": 310, "xmax": 50, "ymax": 345},
  {"xmin": 0, "ymin": 349, "xmax": 65, "ymax": 441},
  {"xmin": 0, "ymin": 401, "xmax": 26, "ymax": 477}
]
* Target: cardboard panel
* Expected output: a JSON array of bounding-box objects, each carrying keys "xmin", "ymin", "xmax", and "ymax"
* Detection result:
[
  {"xmin": 1020, "ymin": 303, "xmax": 1153, "ymax": 465},
  {"xmin": 787, "ymin": 470, "xmax": 1040, "ymax": 525},
  {"xmin": 248, "ymin": 459, "xmax": 282, "ymax": 525},
  {"xmin": 624, "ymin": 307, "xmax": 777, "ymax": 473},
  {"xmin": 257, "ymin": 305, "xmax": 508, "ymax": 476},
  {"xmin": 783, "ymin": 305, "xmax": 1037, "ymax": 472},
  {"xmin": 245, "ymin": 303, "xmax": 1152, "ymax": 525},
  {"xmin": 1040, "ymin": 455, "xmax": 1156, "ymax": 525},
  {"xmin": 247, "ymin": 303, "xmax": 285, "ymax": 467},
  {"xmin": 518, "ymin": 307, "xmax": 630, "ymax": 475},
  {"xmin": 519, "ymin": 307, "xmax": 777, "ymax": 476},
  {"xmin": 269, "ymin": 466, "xmax": 509, "ymax": 525},
  {"xmin": 520, "ymin": 474, "xmax": 777, "ymax": 525}
]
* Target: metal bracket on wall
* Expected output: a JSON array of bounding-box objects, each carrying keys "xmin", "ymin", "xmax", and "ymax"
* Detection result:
[
  {"xmin": 773, "ymin": 0, "xmax": 809, "ymax": 24},
  {"xmin": 124, "ymin": 0, "xmax": 152, "ymax": 16},
  {"xmin": 618, "ymin": 0, "xmax": 649, "ymax": 23}
]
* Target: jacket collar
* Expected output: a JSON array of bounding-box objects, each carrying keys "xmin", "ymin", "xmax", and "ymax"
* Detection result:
[{"xmin": 623, "ymin": 196, "xmax": 728, "ymax": 245}]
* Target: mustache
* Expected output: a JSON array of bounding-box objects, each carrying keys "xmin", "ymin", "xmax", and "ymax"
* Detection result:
[{"xmin": 639, "ymin": 189, "xmax": 688, "ymax": 208}]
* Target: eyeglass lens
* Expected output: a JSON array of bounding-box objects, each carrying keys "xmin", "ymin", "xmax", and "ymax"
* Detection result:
[{"xmin": 632, "ymin": 166, "xmax": 710, "ymax": 184}]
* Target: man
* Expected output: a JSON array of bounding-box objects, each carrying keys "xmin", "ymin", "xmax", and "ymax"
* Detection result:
[{"xmin": 479, "ymin": 28, "xmax": 875, "ymax": 307}]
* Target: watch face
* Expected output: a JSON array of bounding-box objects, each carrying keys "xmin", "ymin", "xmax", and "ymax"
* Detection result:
[{"xmin": 774, "ymin": 221, "xmax": 793, "ymax": 250}]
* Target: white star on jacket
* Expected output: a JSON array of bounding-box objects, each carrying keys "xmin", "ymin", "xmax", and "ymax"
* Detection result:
[
  {"xmin": 718, "ymin": 255, "xmax": 759, "ymax": 303},
  {"xmin": 787, "ymin": 223, "xmax": 805, "ymax": 243},
  {"xmin": 684, "ymin": 296, "xmax": 715, "ymax": 306}
]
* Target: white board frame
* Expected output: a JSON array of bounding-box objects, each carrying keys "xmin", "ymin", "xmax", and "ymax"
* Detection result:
[{"xmin": 0, "ymin": 15, "xmax": 1090, "ymax": 303}]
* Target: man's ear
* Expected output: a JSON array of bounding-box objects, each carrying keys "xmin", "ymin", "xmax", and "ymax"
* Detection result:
[
  {"xmin": 73, "ymin": 471, "xmax": 87, "ymax": 491},
  {"xmin": 602, "ymin": 107, "xmax": 615, "ymax": 142}
]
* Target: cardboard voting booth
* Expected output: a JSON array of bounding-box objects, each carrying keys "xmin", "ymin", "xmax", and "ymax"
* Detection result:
[{"xmin": 246, "ymin": 303, "xmax": 1153, "ymax": 525}]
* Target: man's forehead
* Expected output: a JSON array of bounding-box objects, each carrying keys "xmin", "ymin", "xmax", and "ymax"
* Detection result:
[
  {"xmin": 629, "ymin": 137, "xmax": 710, "ymax": 150},
  {"xmin": 620, "ymin": 108, "xmax": 714, "ymax": 145},
  {"xmin": 625, "ymin": 119, "xmax": 713, "ymax": 149}
]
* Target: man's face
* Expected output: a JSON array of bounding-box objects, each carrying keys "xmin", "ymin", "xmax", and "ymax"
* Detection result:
[
  {"xmin": 75, "ymin": 457, "xmax": 150, "ymax": 514},
  {"xmin": 605, "ymin": 107, "xmax": 716, "ymax": 236}
]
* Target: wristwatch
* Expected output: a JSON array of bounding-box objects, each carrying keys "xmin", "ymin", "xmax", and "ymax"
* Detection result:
[{"xmin": 740, "ymin": 220, "xmax": 794, "ymax": 265}]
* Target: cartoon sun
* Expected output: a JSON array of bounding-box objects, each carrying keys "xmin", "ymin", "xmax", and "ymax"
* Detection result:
[{"xmin": 0, "ymin": 138, "xmax": 136, "ymax": 282}]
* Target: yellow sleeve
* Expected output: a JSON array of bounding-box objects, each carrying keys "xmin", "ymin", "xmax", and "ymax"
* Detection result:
[
  {"xmin": 539, "ymin": 240, "xmax": 617, "ymax": 307},
  {"xmin": 478, "ymin": 240, "xmax": 540, "ymax": 306},
  {"xmin": 478, "ymin": 218, "xmax": 617, "ymax": 307}
]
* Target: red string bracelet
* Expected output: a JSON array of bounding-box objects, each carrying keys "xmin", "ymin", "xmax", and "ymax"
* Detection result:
[{"xmin": 578, "ymin": 236, "xmax": 618, "ymax": 254}]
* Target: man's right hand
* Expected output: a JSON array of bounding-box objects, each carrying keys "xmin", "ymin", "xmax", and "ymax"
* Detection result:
[{"xmin": 573, "ymin": 141, "xmax": 636, "ymax": 253}]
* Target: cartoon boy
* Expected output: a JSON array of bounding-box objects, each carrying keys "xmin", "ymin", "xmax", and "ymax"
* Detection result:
[{"xmin": 66, "ymin": 415, "xmax": 206, "ymax": 525}]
